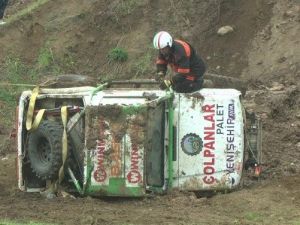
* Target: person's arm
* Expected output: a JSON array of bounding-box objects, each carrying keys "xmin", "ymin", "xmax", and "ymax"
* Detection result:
[
  {"xmin": 155, "ymin": 53, "xmax": 168, "ymax": 82},
  {"xmin": 156, "ymin": 53, "xmax": 168, "ymax": 75}
]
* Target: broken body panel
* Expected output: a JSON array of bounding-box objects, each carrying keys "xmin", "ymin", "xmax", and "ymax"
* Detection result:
[{"xmin": 17, "ymin": 87, "xmax": 244, "ymax": 196}]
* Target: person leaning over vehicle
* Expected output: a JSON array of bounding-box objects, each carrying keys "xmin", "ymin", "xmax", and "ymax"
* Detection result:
[
  {"xmin": 0, "ymin": 0, "xmax": 9, "ymax": 25},
  {"xmin": 153, "ymin": 31, "xmax": 206, "ymax": 93}
]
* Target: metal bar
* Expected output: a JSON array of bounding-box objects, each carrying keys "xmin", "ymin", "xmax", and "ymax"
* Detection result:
[
  {"xmin": 145, "ymin": 92, "xmax": 174, "ymax": 109},
  {"xmin": 83, "ymin": 148, "xmax": 93, "ymax": 195},
  {"xmin": 167, "ymin": 92, "xmax": 174, "ymax": 188},
  {"xmin": 90, "ymin": 83, "xmax": 109, "ymax": 100},
  {"xmin": 109, "ymin": 79, "xmax": 159, "ymax": 85},
  {"xmin": 157, "ymin": 92, "xmax": 173, "ymax": 104},
  {"xmin": 103, "ymin": 95, "xmax": 150, "ymax": 98},
  {"xmin": 0, "ymin": 82, "xmax": 36, "ymax": 87},
  {"xmin": 40, "ymin": 86, "xmax": 94, "ymax": 94},
  {"xmin": 33, "ymin": 106, "xmax": 83, "ymax": 115},
  {"xmin": 67, "ymin": 167, "xmax": 83, "ymax": 194},
  {"xmin": 67, "ymin": 110, "xmax": 85, "ymax": 133}
]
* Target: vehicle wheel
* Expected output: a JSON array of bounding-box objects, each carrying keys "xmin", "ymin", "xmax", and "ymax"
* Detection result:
[{"xmin": 28, "ymin": 120, "xmax": 63, "ymax": 180}]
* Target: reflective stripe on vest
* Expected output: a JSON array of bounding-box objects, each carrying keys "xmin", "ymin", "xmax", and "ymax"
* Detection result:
[
  {"xmin": 186, "ymin": 75, "xmax": 196, "ymax": 81},
  {"xmin": 177, "ymin": 68, "xmax": 190, "ymax": 74},
  {"xmin": 175, "ymin": 39, "xmax": 191, "ymax": 57}
]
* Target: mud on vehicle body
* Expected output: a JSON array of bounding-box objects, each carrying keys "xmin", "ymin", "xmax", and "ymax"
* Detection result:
[{"xmin": 16, "ymin": 79, "xmax": 262, "ymax": 197}]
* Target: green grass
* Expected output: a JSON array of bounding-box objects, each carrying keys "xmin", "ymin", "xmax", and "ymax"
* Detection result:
[
  {"xmin": 293, "ymin": 220, "xmax": 300, "ymax": 225},
  {"xmin": 0, "ymin": 46, "xmax": 68, "ymax": 129},
  {"xmin": 0, "ymin": 56, "xmax": 31, "ymax": 108},
  {"xmin": 107, "ymin": 47, "xmax": 128, "ymax": 62},
  {"xmin": 4, "ymin": 56, "xmax": 28, "ymax": 84},
  {"xmin": 0, "ymin": 89, "xmax": 16, "ymax": 105},
  {"xmin": 244, "ymin": 212, "xmax": 263, "ymax": 222},
  {"xmin": 0, "ymin": 220, "xmax": 56, "ymax": 225},
  {"xmin": 132, "ymin": 48, "xmax": 155, "ymax": 77},
  {"xmin": 101, "ymin": 46, "xmax": 155, "ymax": 81},
  {"xmin": 115, "ymin": 0, "xmax": 138, "ymax": 16},
  {"xmin": 5, "ymin": 0, "xmax": 50, "ymax": 25},
  {"xmin": 36, "ymin": 47, "xmax": 62, "ymax": 75},
  {"xmin": 59, "ymin": 52, "xmax": 76, "ymax": 72},
  {"xmin": 37, "ymin": 47, "xmax": 53, "ymax": 70},
  {"xmin": 0, "ymin": 45, "xmax": 77, "ymax": 109},
  {"xmin": 112, "ymin": 0, "xmax": 140, "ymax": 23}
]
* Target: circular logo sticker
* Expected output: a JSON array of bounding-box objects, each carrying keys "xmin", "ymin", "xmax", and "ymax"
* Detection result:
[
  {"xmin": 181, "ymin": 133, "xmax": 203, "ymax": 156},
  {"xmin": 127, "ymin": 170, "xmax": 142, "ymax": 184},
  {"xmin": 93, "ymin": 168, "xmax": 107, "ymax": 182}
]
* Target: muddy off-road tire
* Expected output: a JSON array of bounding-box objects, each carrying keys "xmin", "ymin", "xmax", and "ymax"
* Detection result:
[{"xmin": 28, "ymin": 120, "xmax": 63, "ymax": 180}]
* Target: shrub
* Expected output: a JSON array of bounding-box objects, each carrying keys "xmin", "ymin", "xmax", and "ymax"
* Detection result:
[{"xmin": 107, "ymin": 48, "xmax": 128, "ymax": 62}]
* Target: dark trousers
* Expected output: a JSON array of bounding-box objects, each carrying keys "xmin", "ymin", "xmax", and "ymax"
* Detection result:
[
  {"xmin": 0, "ymin": 0, "xmax": 9, "ymax": 19},
  {"xmin": 172, "ymin": 74, "xmax": 203, "ymax": 93}
]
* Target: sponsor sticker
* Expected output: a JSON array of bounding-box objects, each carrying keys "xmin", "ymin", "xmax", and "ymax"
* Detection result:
[{"xmin": 181, "ymin": 133, "xmax": 203, "ymax": 156}]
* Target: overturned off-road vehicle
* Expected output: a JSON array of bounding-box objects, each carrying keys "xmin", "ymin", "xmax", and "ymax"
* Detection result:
[{"xmin": 16, "ymin": 78, "xmax": 262, "ymax": 197}]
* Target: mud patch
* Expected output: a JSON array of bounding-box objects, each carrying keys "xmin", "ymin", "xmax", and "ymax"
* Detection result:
[
  {"xmin": 85, "ymin": 105, "xmax": 147, "ymax": 149},
  {"xmin": 0, "ymin": 0, "xmax": 300, "ymax": 224},
  {"xmin": 267, "ymin": 86, "xmax": 299, "ymax": 119}
]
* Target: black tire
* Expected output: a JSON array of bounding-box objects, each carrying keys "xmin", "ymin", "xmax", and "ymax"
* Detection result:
[{"xmin": 28, "ymin": 120, "xmax": 63, "ymax": 180}]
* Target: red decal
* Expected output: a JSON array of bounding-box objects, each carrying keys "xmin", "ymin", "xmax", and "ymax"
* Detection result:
[
  {"xmin": 94, "ymin": 118, "xmax": 107, "ymax": 183},
  {"xmin": 93, "ymin": 167, "xmax": 107, "ymax": 182},
  {"xmin": 202, "ymin": 104, "xmax": 215, "ymax": 113},
  {"xmin": 127, "ymin": 170, "xmax": 142, "ymax": 184},
  {"xmin": 202, "ymin": 104, "xmax": 216, "ymax": 184},
  {"xmin": 203, "ymin": 176, "xmax": 215, "ymax": 184},
  {"xmin": 94, "ymin": 139, "xmax": 107, "ymax": 182},
  {"xmin": 127, "ymin": 143, "xmax": 142, "ymax": 184}
]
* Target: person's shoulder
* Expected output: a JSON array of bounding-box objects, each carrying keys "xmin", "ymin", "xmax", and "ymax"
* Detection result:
[
  {"xmin": 174, "ymin": 39, "xmax": 191, "ymax": 56},
  {"xmin": 173, "ymin": 40, "xmax": 186, "ymax": 51}
]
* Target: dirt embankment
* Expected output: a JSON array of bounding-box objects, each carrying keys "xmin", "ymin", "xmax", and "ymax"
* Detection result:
[
  {"xmin": 0, "ymin": 0, "xmax": 300, "ymax": 224},
  {"xmin": 242, "ymin": 0, "xmax": 300, "ymax": 178},
  {"xmin": 0, "ymin": 0, "xmax": 273, "ymax": 79}
]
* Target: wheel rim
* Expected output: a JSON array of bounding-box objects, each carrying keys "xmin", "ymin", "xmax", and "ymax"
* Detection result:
[{"xmin": 37, "ymin": 137, "xmax": 51, "ymax": 165}]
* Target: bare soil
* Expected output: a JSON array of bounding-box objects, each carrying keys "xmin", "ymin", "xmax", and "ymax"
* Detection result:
[{"xmin": 0, "ymin": 0, "xmax": 300, "ymax": 224}]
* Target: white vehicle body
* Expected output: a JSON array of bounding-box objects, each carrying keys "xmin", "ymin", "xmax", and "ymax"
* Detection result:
[{"xmin": 16, "ymin": 83, "xmax": 258, "ymax": 197}]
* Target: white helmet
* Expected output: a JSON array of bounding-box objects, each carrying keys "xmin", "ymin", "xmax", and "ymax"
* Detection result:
[{"xmin": 153, "ymin": 31, "xmax": 173, "ymax": 49}]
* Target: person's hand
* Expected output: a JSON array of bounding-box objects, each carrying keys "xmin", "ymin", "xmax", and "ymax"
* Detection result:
[
  {"xmin": 159, "ymin": 80, "xmax": 172, "ymax": 90},
  {"xmin": 155, "ymin": 71, "xmax": 165, "ymax": 81}
]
